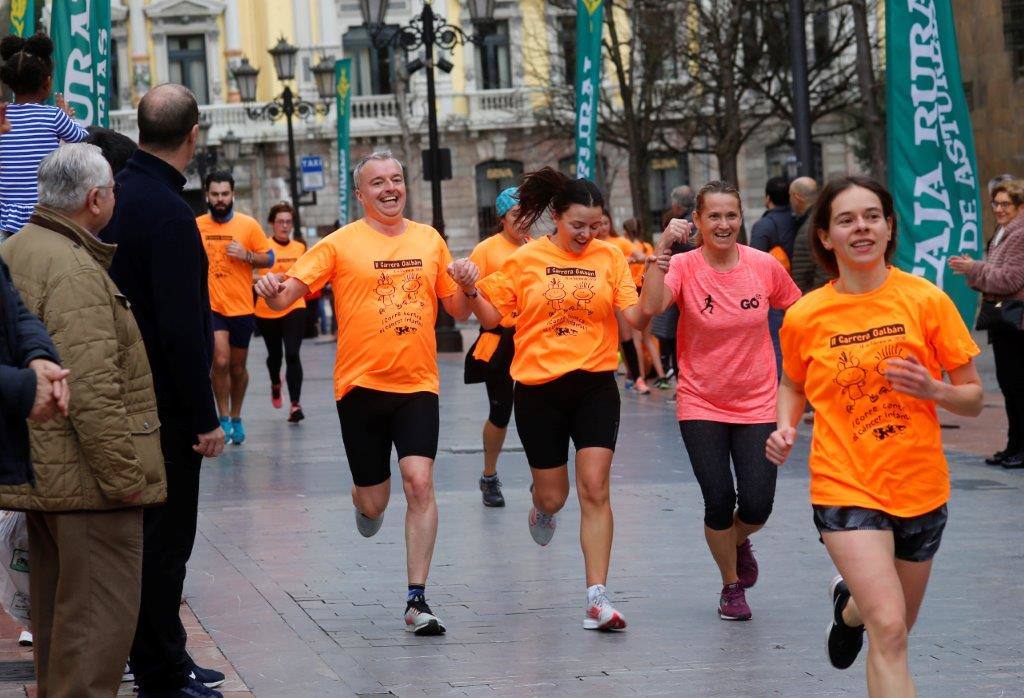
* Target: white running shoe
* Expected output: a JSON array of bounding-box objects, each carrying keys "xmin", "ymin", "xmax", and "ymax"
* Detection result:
[
  {"xmin": 17, "ymin": 630, "xmax": 31, "ymax": 646},
  {"xmin": 121, "ymin": 663, "xmax": 133, "ymax": 682},
  {"xmin": 404, "ymin": 594, "xmax": 446, "ymax": 636},
  {"xmin": 583, "ymin": 589, "xmax": 627, "ymax": 631},
  {"xmin": 528, "ymin": 507, "xmax": 556, "ymax": 546},
  {"xmin": 355, "ymin": 509, "xmax": 383, "ymax": 538}
]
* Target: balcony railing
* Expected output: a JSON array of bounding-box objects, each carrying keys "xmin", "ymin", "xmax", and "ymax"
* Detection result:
[{"xmin": 108, "ymin": 87, "xmax": 542, "ymax": 145}]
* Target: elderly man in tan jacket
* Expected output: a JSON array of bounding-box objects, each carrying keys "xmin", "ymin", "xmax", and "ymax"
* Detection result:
[{"xmin": 0, "ymin": 143, "xmax": 166, "ymax": 697}]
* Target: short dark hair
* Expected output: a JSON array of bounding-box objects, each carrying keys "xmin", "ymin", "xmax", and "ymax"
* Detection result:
[
  {"xmin": 810, "ymin": 175, "xmax": 897, "ymax": 278},
  {"xmin": 267, "ymin": 201, "xmax": 295, "ymax": 224},
  {"xmin": 85, "ymin": 126, "xmax": 138, "ymax": 176},
  {"xmin": 765, "ymin": 176, "xmax": 791, "ymax": 207},
  {"xmin": 991, "ymin": 180, "xmax": 1024, "ymax": 207},
  {"xmin": 0, "ymin": 33, "xmax": 53, "ymax": 95},
  {"xmin": 515, "ymin": 167, "xmax": 604, "ymax": 233},
  {"xmin": 137, "ymin": 84, "xmax": 199, "ymax": 150},
  {"xmin": 204, "ymin": 171, "xmax": 234, "ymax": 191}
]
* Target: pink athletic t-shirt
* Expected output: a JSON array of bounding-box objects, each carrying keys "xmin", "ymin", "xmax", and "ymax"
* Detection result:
[{"xmin": 664, "ymin": 245, "xmax": 802, "ymax": 422}]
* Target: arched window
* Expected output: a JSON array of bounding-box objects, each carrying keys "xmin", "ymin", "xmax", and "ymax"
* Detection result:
[{"xmin": 475, "ymin": 160, "xmax": 523, "ymax": 239}]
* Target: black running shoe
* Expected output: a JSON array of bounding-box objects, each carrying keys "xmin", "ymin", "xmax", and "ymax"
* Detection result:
[
  {"xmin": 480, "ymin": 475, "xmax": 505, "ymax": 507},
  {"xmin": 138, "ymin": 678, "xmax": 222, "ymax": 697},
  {"xmin": 187, "ymin": 656, "xmax": 225, "ymax": 688},
  {"xmin": 826, "ymin": 575, "xmax": 865, "ymax": 669},
  {"xmin": 287, "ymin": 404, "xmax": 305, "ymax": 423},
  {"xmin": 404, "ymin": 594, "xmax": 446, "ymax": 635}
]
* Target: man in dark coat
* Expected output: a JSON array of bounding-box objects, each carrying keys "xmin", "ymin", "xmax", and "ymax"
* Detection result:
[{"xmin": 100, "ymin": 83, "xmax": 226, "ymax": 698}]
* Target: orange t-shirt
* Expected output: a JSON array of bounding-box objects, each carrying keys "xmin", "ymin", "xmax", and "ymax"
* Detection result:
[
  {"xmin": 780, "ymin": 268, "xmax": 980, "ymax": 517},
  {"xmin": 469, "ymin": 233, "xmax": 525, "ymax": 328},
  {"xmin": 609, "ymin": 235, "xmax": 634, "ymax": 261},
  {"xmin": 476, "ymin": 236, "xmax": 639, "ymax": 385},
  {"xmin": 197, "ymin": 212, "xmax": 271, "ymax": 317},
  {"xmin": 286, "ymin": 219, "xmax": 458, "ymax": 400},
  {"xmin": 255, "ymin": 238, "xmax": 307, "ymax": 319}
]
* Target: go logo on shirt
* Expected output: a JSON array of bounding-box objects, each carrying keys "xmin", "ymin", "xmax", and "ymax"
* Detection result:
[{"xmin": 739, "ymin": 294, "xmax": 763, "ymax": 310}]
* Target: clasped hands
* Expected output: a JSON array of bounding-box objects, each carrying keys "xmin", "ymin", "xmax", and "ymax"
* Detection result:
[
  {"xmin": 447, "ymin": 258, "xmax": 481, "ymax": 293},
  {"xmin": 28, "ymin": 359, "xmax": 70, "ymax": 423}
]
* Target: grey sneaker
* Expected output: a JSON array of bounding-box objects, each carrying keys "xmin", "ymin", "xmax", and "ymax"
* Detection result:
[
  {"xmin": 355, "ymin": 509, "xmax": 383, "ymax": 538},
  {"xmin": 583, "ymin": 588, "xmax": 627, "ymax": 631},
  {"xmin": 404, "ymin": 594, "xmax": 446, "ymax": 636},
  {"xmin": 480, "ymin": 475, "xmax": 505, "ymax": 507},
  {"xmin": 528, "ymin": 507, "xmax": 556, "ymax": 546}
]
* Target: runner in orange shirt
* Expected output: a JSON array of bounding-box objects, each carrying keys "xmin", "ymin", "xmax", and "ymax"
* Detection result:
[
  {"xmin": 255, "ymin": 202, "xmax": 307, "ymax": 423},
  {"xmin": 464, "ymin": 187, "xmax": 531, "ymax": 507},
  {"xmin": 596, "ymin": 210, "xmax": 645, "ymax": 393},
  {"xmin": 450, "ymin": 167, "xmax": 645, "ymax": 632},
  {"xmin": 766, "ymin": 176, "xmax": 983, "ymax": 694},
  {"xmin": 197, "ymin": 172, "xmax": 273, "ymax": 445},
  {"xmin": 255, "ymin": 151, "xmax": 472, "ymax": 637}
]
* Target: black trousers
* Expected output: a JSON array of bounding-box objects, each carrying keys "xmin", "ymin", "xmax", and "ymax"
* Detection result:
[
  {"xmin": 257, "ymin": 308, "xmax": 305, "ymax": 404},
  {"xmin": 992, "ymin": 329, "xmax": 1024, "ymax": 454},
  {"xmin": 129, "ymin": 417, "xmax": 202, "ymax": 690}
]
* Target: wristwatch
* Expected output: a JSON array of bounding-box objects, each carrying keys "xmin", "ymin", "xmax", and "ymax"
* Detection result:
[{"xmin": 463, "ymin": 288, "xmax": 479, "ymax": 299}]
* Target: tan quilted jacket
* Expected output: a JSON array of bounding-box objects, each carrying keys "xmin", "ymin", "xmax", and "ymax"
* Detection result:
[{"xmin": 0, "ymin": 207, "xmax": 166, "ymax": 511}]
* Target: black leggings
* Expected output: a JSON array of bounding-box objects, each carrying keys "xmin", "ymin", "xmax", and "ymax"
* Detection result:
[
  {"xmin": 658, "ymin": 337, "xmax": 677, "ymax": 376},
  {"xmin": 256, "ymin": 309, "xmax": 305, "ymax": 404},
  {"xmin": 485, "ymin": 365, "xmax": 514, "ymax": 428},
  {"xmin": 620, "ymin": 341, "xmax": 640, "ymax": 381},
  {"xmin": 679, "ymin": 420, "xmax": 778, "ymax": 531},
  {"xmin": 991, "ymin": 329, "xmax": 1024, "ymax": 453}
]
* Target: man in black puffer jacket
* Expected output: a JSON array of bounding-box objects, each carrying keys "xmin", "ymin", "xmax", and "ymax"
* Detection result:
[{"xmin": 0, "ymin": 258, "xmax": 68, "ymax": 485}]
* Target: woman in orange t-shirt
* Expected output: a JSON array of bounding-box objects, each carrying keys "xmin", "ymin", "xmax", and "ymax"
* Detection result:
[
  {"xmin": 450, "ymin": 168, "xmax": 644, "ymax": 632},
  {"xmin": 767, "ymin": 176, "xmax": 983, "ymax": 693},
  {"xmin": 596, "ymin": 210, "xmax": 645, "ymax": 393},
  {"xmin": 464, "ymin": 187, "xmax": 531, "ymax": 507},
  {"xmin": 255, "ymin": 202, "xmax": 307, "ymax": 422},
  {"xmin": 622, "ymin": 217, "xmax": 669, "ymax": 390}
]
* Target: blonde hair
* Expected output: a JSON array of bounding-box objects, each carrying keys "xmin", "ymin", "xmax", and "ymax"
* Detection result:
[{"xmin": 690, "ymin": 180, "xmax": 743, "ymax": 245}]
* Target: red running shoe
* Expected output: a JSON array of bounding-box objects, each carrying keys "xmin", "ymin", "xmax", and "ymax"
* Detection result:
[{"xmin": 271, "ymin": 383, "xmax": 282, "ymax": 409}]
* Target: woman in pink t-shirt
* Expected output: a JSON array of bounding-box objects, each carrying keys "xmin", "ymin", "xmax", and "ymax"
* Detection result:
[{"xmin": 640, "ymin": 180, "xmax": 801, "ymax": 622}]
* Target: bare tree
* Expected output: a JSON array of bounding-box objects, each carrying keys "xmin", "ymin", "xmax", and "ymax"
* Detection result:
[{"xmin": 848, "ymin": 0, "xmax": 886, "ymax": 179}]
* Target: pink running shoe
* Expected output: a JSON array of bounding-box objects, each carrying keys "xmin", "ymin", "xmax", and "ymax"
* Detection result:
[
  {"xmin": 736, "ymin": 539, "xmax": 759, "ymax": 589},
  {"xmin": 583, "ymin": 589, "xmax": 627, "ymax": 631},
  {"xmin": 718, "ymin": 582, "xmax": 752, "ymax": 621}
]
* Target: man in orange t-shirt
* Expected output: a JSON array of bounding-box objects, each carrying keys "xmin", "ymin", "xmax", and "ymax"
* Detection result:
[
  {"xmin": 255, "ymin": 151, "xmax": 473, "ymax": 637},
  {"xmin": 197, "ymin": 172, "xmax": 273, "ymax": 446}
]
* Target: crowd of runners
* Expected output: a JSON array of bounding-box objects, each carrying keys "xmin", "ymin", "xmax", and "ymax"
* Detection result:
[
  {"xmin": 252, "ymin": 148, "xmax": 986, "ymax": 698},
  {"xmin": 0, "ymin": 60, "xmax": 997, "ymax": 697}
]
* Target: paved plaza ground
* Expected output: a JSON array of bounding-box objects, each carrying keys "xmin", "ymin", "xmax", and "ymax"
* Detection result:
[{"xmin": 2, "ymin": 330, "xmax": 1021, "ymax": 696}]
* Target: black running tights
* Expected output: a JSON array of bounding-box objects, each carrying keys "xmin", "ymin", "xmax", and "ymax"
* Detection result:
[{"xmin": 257, "ymin": 309, "xmax": 305, "ymax": 404}]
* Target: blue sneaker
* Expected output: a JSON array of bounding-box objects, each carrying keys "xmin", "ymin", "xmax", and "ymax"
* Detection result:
[
  {"xmin": 219, "ymin": 416, "xmax": 233, "ymax": 445},
  {"xmin": 230, "ymin": 418, "xmax": 245, "ymax": 445}
]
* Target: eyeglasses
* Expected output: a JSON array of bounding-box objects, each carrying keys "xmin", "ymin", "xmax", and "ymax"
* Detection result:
[{"xmin": 991, "ymin": 200, "xmax": 1014, "ymax": 210}]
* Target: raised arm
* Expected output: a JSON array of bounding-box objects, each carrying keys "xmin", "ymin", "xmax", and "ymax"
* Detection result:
[
  {"xmin": 639, "ymin": 218, "xmax": 689, "ymax": 325},
  {"xmin": 448, "ymin": 258, "xmax": 504, "ymax": 330}
]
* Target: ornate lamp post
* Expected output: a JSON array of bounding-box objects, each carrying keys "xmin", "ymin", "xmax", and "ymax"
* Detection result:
[
  {"xmin": 360, "ymin": 0, "xmax": 496, "ymax": 351},
  {"xmin": 231, "ymin": 39, "xmax": 337, "ymax": 234}
]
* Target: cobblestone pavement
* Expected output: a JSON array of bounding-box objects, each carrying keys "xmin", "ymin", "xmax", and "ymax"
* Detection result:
[{"xmin": 36, "ymin": 330, "xmax": 1024, "ymax": 696}]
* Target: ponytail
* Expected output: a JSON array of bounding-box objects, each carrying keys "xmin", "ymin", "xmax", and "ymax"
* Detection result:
[{"xmin": 515, "ymin": 166, "xmax": 604, "ymax": 233}]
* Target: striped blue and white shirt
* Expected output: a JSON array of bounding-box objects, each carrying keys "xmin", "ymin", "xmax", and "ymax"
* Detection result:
[{"xmin": 0, "ymin": 103, "xmax": 88, "ymax": 233}]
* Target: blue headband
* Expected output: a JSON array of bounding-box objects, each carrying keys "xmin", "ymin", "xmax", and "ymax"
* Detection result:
[{"xmin": 495, "ymin": 187, "xmax": 519, "ymax": 219}]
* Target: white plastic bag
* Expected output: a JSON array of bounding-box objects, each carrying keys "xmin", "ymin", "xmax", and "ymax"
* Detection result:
[{"xmin": 0, "ymin": 511, "xmax": 30, "ymax": 622}]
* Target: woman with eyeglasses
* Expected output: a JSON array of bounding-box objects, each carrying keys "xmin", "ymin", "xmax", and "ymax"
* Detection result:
[{"xmin": 949, "ymin": 178, "xmax": 1024, "ymax": 468}]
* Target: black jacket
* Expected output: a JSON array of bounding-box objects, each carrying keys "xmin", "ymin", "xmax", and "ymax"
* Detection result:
[
  {"xmin": 0, "ymin": 258, "xmax": 60, "ymax": 484},
  {"xmin": 100, "ymin": 150, "xmax": 218, "ymax": 436},
  {"xmin": 749, "ymin": 205, "xmax": 797, "ymax": 261}
]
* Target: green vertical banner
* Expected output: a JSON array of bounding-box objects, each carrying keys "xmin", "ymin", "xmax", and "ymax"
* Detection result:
[
  {"xmin": 335, "ymin": 58, "xmax": 352, "ymax": 226},
  {"xmin": 574, "ymin": 0, "xmax": 603, "ymax": 180},
  {"xmin": 887, "ymin": 0, "xmax": 981, "ymax": 325},
  {"xmin": 51, "ymin": 0, "xmax": 111, "ymax": 127},
  {"xmin": 9, "ymin": 0, "xmax": 35, "ymax": 37}
]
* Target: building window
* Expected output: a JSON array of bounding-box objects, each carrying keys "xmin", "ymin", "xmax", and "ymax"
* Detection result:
[
  {"xmin": 476, "ymin": 160, "xmax": 523, "ymax": 238},
  {"xmin": 476, "ymin": 20, "xmax": 511, "ymax": 90},
  {"xmin": 1003, "ymin": 0, "xmax": 1024, "ymax": 76},
  {"xmin": 167, "ymin": 34, "xmax": 208, "ymax": 104},
  {"xmin": 344, "ymin": 26, "xmax": 400, "ymax": 96},
  {"xmin": 647, "ymin": 153, "xmax": 688, "ymax": 229},
  {"xmin": 559, "ymin": 16, "xmax": 575, "ymax": 85},
  {"xmin": 811, "ymin": 2, "xmax": 832, "ymax": 66},
  {"xmin": 110, "ymin": 39, "xmax": 121, "ymax": 110}
]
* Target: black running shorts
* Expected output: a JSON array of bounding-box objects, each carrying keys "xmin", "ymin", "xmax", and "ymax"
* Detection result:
[
  {"xmin": 212, "ymin": 312, "xmax": 255, "ymax": 349},
  {"xmin": 513, "ymin": 370, "xmax": 620, "ymax": 470},
  {"xmin": 336, "ymin": 387, "xmax": 440, "ymax": 487},
  {"xmin": 813, "ymin": 504, "xmax": 948, "ymax": 562}
]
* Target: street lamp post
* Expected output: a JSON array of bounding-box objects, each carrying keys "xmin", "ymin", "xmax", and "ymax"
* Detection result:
[
  {"xmin": 360, "ymin": 0, "xmax": 496, "ymax": 351},
  {"xmin": 788, "ymin": 0, "xmax": 814, "ymax": 178},
  {"xmin": 193, "ymin": 115, "xmax": 242, "ymax": 181},
  {"xmin": 231, "ymin": 42, "xmax": 338, "ymax": 235}
]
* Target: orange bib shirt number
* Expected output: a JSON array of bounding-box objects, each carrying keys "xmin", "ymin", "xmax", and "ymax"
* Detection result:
[
  {"xmin": 256, "ymin": 238, "xmax": 306, "ymax": 319},
  {"xmin": 780, "ymin": 268, "xmax": 980, "ymax": 518},
  {"xmin": 197, "ymin": 212, "xmax": 271, "ymax": 317},
  {"xmin": 476, "ymin": 236, "xmax": 639, "ymax": 386},
  {"xmin": 286, "ymin": 220, "xmax": 458, "ymax": 400}
]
